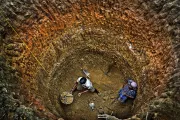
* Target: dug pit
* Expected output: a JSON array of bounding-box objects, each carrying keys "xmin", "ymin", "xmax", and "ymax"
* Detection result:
[
  {"xmin": 0, "ymin": 0, "xmax": 178, "ymax": 120},
  {"xmin": 31, "ymin": 22, "xmax": 174, "ymax": 119},
  {"xmin": 48, "ymin": 51, "xmax": 136, "ymax": 119}
]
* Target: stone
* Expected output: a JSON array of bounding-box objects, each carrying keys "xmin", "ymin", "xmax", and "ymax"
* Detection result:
[
  {"xmin": 154, "ymin": 91, "xmax": 158, "ymax": 97},
  {"xmin": 110, "ymin": 96, "xmax": 115, "ymax": 99},
  {"xmin": 58, "ymin": 118, "xmax": 64, "ymax": 120},
  {"xmin": 160, "ymin": 93, "xmax": 168, "ymax": 98},
  {"xmin": 103, "ymin": 96, "xmax": 108, "ymax": 101},
  {"xmin": 2, "ymin": 87, "xmax": 7, "ymax": 93},
  {"xmin": 98, "ymin": 108, "xmax": 104, "ymax": 114}
]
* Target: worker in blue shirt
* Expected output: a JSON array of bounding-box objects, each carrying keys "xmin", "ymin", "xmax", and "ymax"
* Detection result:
[{"xmin": 118, "ymin": 79, "xmax": 137, "ymax": 103}]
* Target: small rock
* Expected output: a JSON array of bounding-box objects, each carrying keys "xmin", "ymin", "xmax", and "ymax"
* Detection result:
[
  {"xmin": 2, "ymin": 87, "xmax": 7, "ymax": 93},
  {"xmin": 93, "ymin": 97, "xmax": 96, "ymax": 101},
  {"xmin": 110, "ymin": 96, "xmax": 115, "ymax": 99},
  {"xmin": 131, "ymin": 115, "xmax": 138, "ymax": 119},
  {"xmin": 154, "ymin": 92, "xmax": 158, "ymax": 97},
  {"xmin": 160, "ymin": 93, "xmax": 168, "ymax": 98},
  {"xmin": 98, "ymin": 93, "xmax": 103, "ymax": 97},
  {"xmin": 58, "ymin": 118, "xmax": 64, "ymax": 120},
  {"xmin": 103, "ymin": 96, "xmax": 108, "ymax": 100},
  {"xmin": 98, "ymin": 108, "xmax": 104, "ymax": 114},
  {"xmin": 167, "ymin": 91, "xmax": 174, "ymax": 96}
]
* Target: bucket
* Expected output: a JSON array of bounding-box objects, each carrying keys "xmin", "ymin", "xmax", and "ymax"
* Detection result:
[{"xmin": 60, "ymin": 92, "xmax": 74, "ymax": 105}]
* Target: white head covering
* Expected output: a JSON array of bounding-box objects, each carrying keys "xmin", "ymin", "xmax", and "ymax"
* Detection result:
[{"xmin": 130, "ymin": 81, "xmax": 137, "ymax": 88}]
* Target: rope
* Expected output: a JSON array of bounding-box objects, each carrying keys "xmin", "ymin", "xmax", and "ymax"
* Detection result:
[{"xmin": 0, "ymin": 8, "xmax": 48, "ymax": 74}]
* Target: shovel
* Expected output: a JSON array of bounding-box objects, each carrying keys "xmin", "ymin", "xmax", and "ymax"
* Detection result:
[{"xmin": 81, "ymin": 68, "xmax": 90, "ymax": 78}]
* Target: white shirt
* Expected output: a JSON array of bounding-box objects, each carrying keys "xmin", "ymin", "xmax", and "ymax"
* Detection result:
[{"xmin": 77, "ymin": 77, "xmax": 94, "ymax": 90}]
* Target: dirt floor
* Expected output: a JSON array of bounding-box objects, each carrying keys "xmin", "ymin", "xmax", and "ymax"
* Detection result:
[{"xmin": 50, "ymin": 53, "xmax": 135, "ymax": 120}]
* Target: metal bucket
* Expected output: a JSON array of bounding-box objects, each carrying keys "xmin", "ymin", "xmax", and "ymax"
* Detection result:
[{"xmin": 60, "ymin": 92, "xmax": 74, "ymax": 105}]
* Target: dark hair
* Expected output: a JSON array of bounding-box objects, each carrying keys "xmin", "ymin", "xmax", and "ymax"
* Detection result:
[{"xmin": 80, "ymin": 77, "xmax": 87, "ymax": 84}]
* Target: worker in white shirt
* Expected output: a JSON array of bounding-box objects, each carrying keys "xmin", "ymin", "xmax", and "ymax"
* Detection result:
[{"xmin": 70, "ymin": 77, "xmax": 96, "ymax": 97}]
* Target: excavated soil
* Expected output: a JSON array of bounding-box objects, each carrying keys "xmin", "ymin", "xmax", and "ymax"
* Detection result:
[{"xmin": 0, "ymin": 0, "xmax": 179, "ymax": 120}]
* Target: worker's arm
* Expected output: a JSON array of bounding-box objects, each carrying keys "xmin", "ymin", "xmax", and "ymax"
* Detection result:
[
  {"xmin": 78, "ymin": 89, "xmax": 89, "ymax": 96},
  {"xmin": 123, "ymin": 90, "xmax": 135, "ymax": 99},
  {"xmin": 124, "ymin": 93, "xmax": 134, "ymax": 98},
  {"xmin": 70, "ymin": 82, "xmax": 78, "ymax": 93}
]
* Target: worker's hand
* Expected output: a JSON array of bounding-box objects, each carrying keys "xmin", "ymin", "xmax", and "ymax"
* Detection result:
[{"xmin": 78, "ymin": 93, "xmax": 82, "ymax": 97}]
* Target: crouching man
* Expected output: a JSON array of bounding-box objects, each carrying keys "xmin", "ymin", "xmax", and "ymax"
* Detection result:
[
  {"xmin": 118, "ymin": 79, "xmax": 137, "ymax": 103},
  {"xmin": 70, "ymin": 77, "xmax": 97, "ymax": 97}
]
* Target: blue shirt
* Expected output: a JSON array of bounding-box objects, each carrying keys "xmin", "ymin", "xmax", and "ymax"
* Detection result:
[
  {"xmin": 121, "ymin": 84, "xmax": 136, "ymax": 98},
  {"xmin": 118, "ymin": 81, "xmax": 137, "ymax": 102}
]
